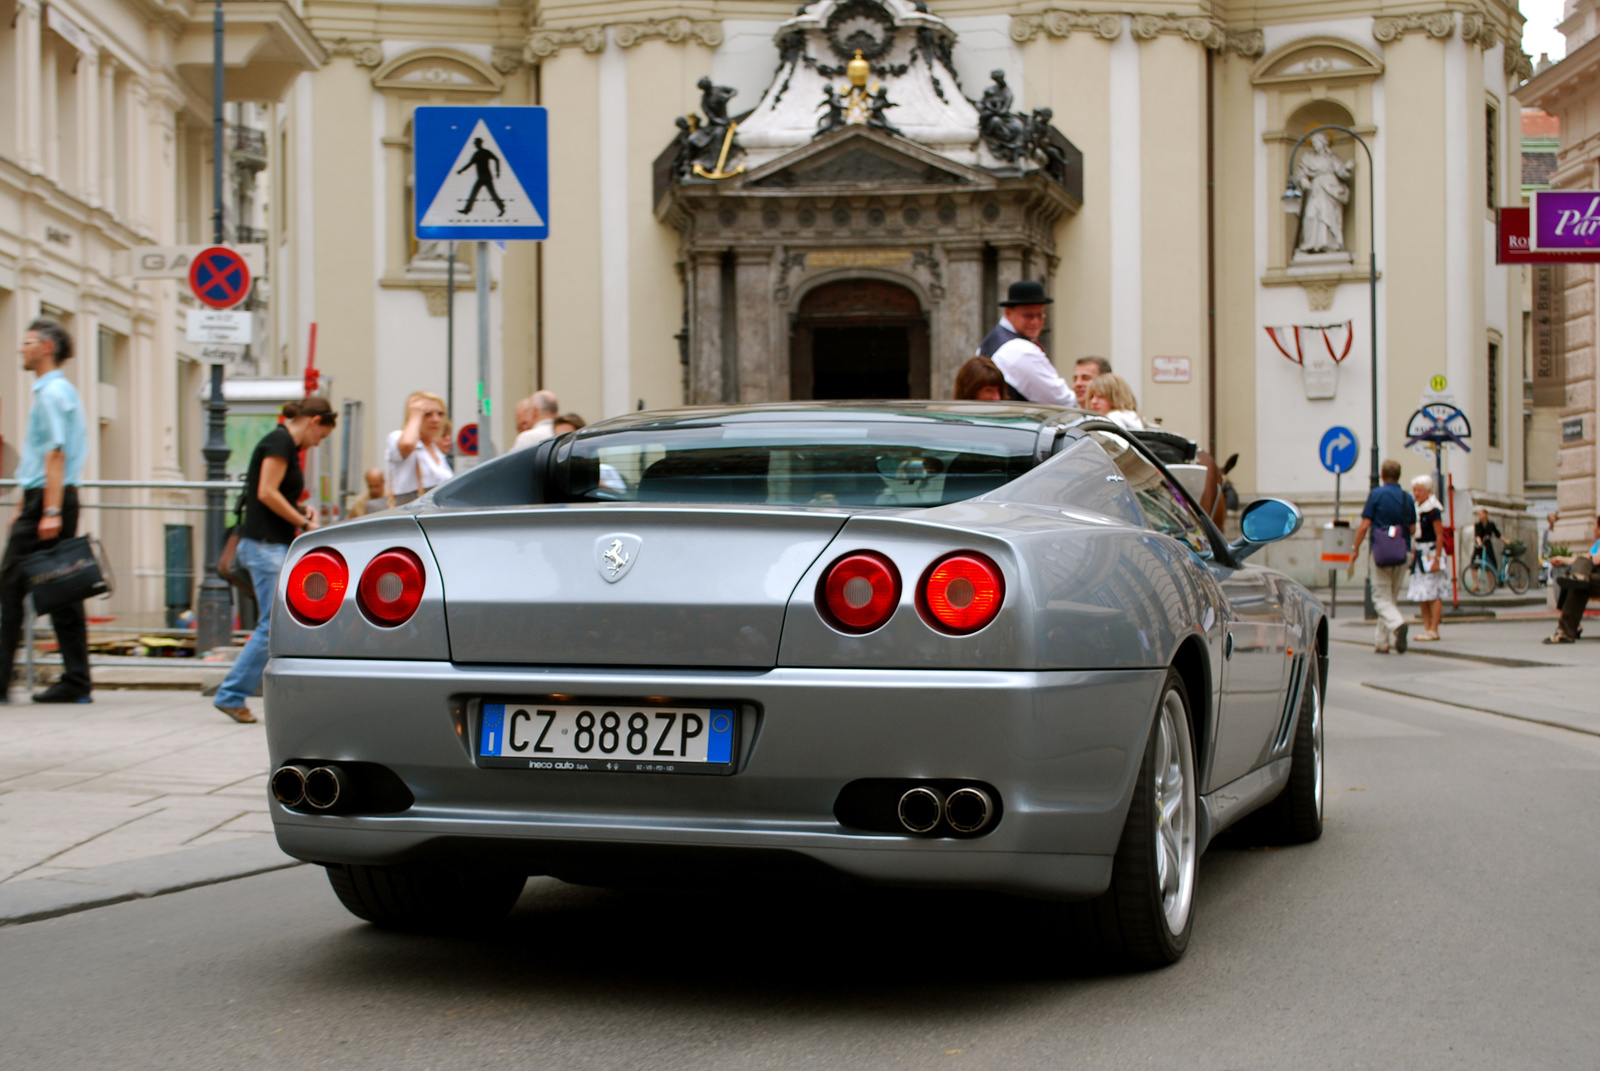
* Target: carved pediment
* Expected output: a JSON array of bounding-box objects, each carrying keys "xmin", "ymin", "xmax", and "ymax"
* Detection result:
[
  {"xmin": 745, "ymin": 128, "xmax": 981, "ymax": 191},
  {"xmin": 1252, "ymin": 37, "xmax": 1383, "ymax": 86},
  {"xmin": 372, "ymin": 48, "xmax": 504, "ymax": 94}
]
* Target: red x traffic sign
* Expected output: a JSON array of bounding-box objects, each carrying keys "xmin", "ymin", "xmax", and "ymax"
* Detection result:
[{"xmin": 189, "ymin": 246, "xmax": 251, "ymax": 309}]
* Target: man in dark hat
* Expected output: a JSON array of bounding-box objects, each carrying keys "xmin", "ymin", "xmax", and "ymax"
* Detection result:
[{"xmin": 975, "ymin": 279, "xmax": 1074, "ymax": 405}]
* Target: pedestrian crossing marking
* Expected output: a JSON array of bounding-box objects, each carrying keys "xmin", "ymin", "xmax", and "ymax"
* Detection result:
[{"xmin": 419, "ymin": 120, "xmax": 545, "ymax": 230}]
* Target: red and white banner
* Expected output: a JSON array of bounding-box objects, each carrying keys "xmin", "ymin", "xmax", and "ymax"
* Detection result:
[{"xmin": 1265, "ymin": 320, "xmax": 1352, "ymax": 399}]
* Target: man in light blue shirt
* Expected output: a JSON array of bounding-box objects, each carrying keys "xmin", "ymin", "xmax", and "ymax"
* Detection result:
[{"xmin": 0, "ymin": 318, "xmax": 91, "ymax": 702}]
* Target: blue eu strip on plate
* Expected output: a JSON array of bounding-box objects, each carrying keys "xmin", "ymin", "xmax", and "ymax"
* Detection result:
[
  {"xmin": 707, "ymin": 708, "xmax": 734, "ymax": 763},
  {"xmin": 481, "ymin": 703, "xmax": 505, "ymax": 756}
]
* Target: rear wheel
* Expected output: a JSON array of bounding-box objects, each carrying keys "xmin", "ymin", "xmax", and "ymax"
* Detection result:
[
  {"xmin": 1248, "ymin": 663, "xmax": 1324, "ymax": 844},
  {"xmin": 1461, "ymin": 559, "xmax": 1496, "ymax": 597},
  {"xmin": 1505, "ymin": 559, "xmax": 1532, "ymax": 595},
  {"xmin": 325, "ymin": 863, "xmax": 526, "ymax": 933},
  {"xmin": 1076, "ymin": 669, "xmax": 1198, "ymax": 968}
]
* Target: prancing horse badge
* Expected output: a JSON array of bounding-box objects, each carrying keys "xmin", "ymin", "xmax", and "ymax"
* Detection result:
[{"xmin": 595, "ymin": 533, "xmax": 642, "ymax": 583}]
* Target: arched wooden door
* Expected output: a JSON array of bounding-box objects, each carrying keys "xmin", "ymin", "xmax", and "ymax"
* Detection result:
[{"xmin": 789, "ymin": 280, "xmax": 930, "ymax": 401}]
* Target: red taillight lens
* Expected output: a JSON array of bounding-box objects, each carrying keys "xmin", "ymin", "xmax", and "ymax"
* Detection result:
[
  {"xmin": 920, "ymin": 553, "xmax": 1004, "ymax": 634},
  {"xmin": 358, "ymin": 548, "xmax": 427, "ymax": 626},
  {"xmin": 819, "ymin": 552, "xmax": 901, "ymax": 633},
  {"xmin": 286, "ymin": 549, "xmax": 349, "ymax": 625}
]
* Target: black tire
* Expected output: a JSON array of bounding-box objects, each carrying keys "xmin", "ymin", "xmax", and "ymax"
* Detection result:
[
  {"xmin": 1505, "ymin": 559, "xmax": 1532, "ymax": 595},
  {"xmin": 1461, "ymin": 559, "xmax": 1496, "ymax": 597},
  {"xmin": 325, "ymin": 863, "xmax": 526, "ymax": 933},
  {"xmin": 1074, "ymin": 669, "xmax": 1198, "ymax": 969},
  {"xmin": 1248, "ymin": 662, "xmax": 1324, "ymax": 844}
]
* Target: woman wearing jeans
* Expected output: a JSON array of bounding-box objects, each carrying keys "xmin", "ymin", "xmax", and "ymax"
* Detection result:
[{"xmin": 213, "ymin": 398, "xmax": 337, "ymax": 723}]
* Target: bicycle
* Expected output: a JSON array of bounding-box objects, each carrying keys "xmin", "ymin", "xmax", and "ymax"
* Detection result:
[{"xmin": 1460, "ymin": 539, "xmax": 1530, "ymax": 596}]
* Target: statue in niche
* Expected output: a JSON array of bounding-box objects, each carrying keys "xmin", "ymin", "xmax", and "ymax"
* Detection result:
[
  {"xmin": 866, "ymin": 85, "xmax": 902, "ymax": 136},
  {"xmin": 1293, "ymin": 132, "xmax": 1353, "ymax": 255},
  {"xmin": 977, "ymin": 71, "xmax": 1031, "ymax": 163}
]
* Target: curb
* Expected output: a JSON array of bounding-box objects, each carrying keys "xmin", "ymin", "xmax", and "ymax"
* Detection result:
[
  {"xmin": 0, "ymin": 836, "xmax": 305, "ymax": 927},
  {"xmin": 1361, "ymin": 680, "xmax": 1600, "ymax": 739}
]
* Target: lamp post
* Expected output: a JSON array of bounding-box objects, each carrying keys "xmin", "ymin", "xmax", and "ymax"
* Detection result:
[
  {"xmin": 1282, "ymin": 124, "xmax": 1378, "ymax": 618},
  {"xmin": 195, "ymin": 0, "xmax": 234, "ymax": 656}
]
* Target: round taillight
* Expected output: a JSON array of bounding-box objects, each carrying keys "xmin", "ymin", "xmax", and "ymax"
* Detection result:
[
  {"xmin": 920, "ymin": 553, "xmax": 1004, "ymax": 634},
  {"xmin": 358, "ymin": 548, "xmax": 427, "ymax": 626},
  {"xmin": 286, "ymin": 549, "xmax": 349, "ymax": 626},
  {"xmin": 819, "ymin": 552, "xmax": 901, "ymax": 633}
]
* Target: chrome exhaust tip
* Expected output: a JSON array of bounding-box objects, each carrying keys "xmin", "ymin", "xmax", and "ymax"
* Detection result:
[
  {"xmin": 945, "ymin": 786, "xmax": 994, "ymax": 834},
  {"xmin": 270, "ymin": 765, "xmax": 310, "ymax": 808},
  {"xmin": 304, "ymin": 765, "xmax": 350, "ymax": 811},
  {"xmin": 897, "ymin": 786, "xmax": 945, "ymax": 834}
]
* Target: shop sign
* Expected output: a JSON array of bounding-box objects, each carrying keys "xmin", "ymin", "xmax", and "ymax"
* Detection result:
[{"xmin": 1530, "ymin": 192, "xmax": 1600, "ymax": 251}]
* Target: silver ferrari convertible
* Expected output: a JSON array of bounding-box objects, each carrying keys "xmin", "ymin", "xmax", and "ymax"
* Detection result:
[{"xmin": 264, "ymin": 402, "xmax": 1325, "ymax": 967}]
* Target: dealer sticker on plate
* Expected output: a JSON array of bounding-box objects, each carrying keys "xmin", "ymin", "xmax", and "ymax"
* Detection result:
[{"xmin": 478, "ymin": 702, "xmax": 736, "ymax": 774}]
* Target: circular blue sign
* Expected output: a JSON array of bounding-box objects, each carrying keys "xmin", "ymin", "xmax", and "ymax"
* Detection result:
[{"xmin": 1319, "ymin": 426, "xmax": 1360, "ymax": 474}]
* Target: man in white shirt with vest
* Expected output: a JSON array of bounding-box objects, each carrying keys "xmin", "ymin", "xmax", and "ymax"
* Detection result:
[{"xmin": 974, "ymin": 280, "xmax": 1074, "ymax": 406}]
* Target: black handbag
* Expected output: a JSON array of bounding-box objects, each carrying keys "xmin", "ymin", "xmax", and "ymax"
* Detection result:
[{"xmin": 21, "ymin": 535, "xmax": 113, "ymax": 616}]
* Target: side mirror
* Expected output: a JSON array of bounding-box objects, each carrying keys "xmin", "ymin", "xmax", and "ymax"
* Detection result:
[{"xmin": 1229, "ymin": 498, "xmax": 1304, "ymax": 561}]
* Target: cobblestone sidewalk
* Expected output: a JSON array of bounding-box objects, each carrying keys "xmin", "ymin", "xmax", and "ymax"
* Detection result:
[{"xmin": 0, "ymin": 692, "xmax": 271, "ymax": 886}]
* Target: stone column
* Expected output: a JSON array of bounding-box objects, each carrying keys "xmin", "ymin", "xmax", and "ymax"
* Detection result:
[
  {"xmin": 40, "ymin": 28, "xmax": 57, "ymax": 181},
  {"xmin": 995, "ymin": 244, "xmax": 1025, "ymax": 303},
  {"xmin": 939, "ymin": 244, "xmax": 985, "ymax": 390},
  {"xmin": 79, "ymin": 40, "xmax": 100, "ymax": 206},
  {"xmin": 98, "ymin": 53, "xmax": 116, "ymax": 210},
  {"xmin": 691, "ymin": 250, "xmax": 725, "ymax": 405},
  {"xmin": 15, "ymin": 0, "xmax": 43, "ymax": 174},
  {"xmin": 735, "ymin": 247, "xmax": 775, "ymax": 402}
]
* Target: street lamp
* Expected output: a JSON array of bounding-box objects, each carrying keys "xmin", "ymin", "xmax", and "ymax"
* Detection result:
[{"xmin": 1282, "ymin": 124, "xmax": 1379, "ymax": 614}]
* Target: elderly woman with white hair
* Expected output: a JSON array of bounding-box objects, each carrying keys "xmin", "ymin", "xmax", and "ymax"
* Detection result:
[{"xmin": 1407, "ymin": 473, "xmax": 1449, "ymax": 641}]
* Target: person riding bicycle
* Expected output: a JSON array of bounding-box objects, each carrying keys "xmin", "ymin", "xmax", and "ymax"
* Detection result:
[{"xmin": 1472, "ymin": 508, "xmax": 1501, "ymax": 573}]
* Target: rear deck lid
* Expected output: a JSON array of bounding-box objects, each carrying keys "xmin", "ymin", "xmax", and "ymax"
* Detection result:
[{"xmin": 419, "ymin": 508, "xmax": 845, "ymax": 667}]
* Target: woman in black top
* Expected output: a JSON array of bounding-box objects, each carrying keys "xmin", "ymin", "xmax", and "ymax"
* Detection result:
[{"xmin": 213, "ymin": 398, "xmax": 337, "ymax": 723}]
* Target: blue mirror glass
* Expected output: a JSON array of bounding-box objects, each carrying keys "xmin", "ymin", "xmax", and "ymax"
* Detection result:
[{"xmin": 1240, "ymin": 499, "xmax": 1301, "ymax": 543}]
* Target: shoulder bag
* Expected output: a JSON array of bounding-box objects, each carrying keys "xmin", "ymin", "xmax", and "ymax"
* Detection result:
[{"xmin": 22, "ymin": 535, "xmax": 114, "ymax": 616}]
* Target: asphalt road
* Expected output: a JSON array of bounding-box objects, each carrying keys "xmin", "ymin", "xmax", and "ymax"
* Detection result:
[{"xmin": 4, "ymin": 644, "xmax": 1598, "ymax": 1070}]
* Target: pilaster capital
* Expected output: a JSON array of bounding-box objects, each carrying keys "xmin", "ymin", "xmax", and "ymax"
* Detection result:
[
  {"xmin": 1010, "ymin": 10, "xmax": 1122, "ymax": 44},
  {"xmin": 1372, "ymin": 11, "xmax": 1457, "ymax": 43},
  {"xmin": 326, "ymin": 38, "xmax": 384, "ymax": 68},
  {"xmin": 1011, "ymin": 10, "xmax": 1257, "ymax": 54},
  {"xmin": 1504, "ymin": 47, "xmax": 1535, "ymax": 80},
  {"xmin": 525, "ymin": 25, "xmax": 608, "ymax": 62},
  {"xmin": 525, "ymin": 18, "xmax": 721, "ymax": 63}
]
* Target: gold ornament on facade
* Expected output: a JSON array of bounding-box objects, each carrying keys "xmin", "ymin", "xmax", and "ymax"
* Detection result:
[{"xmin": 692, "ymin": 122, "xmax": 746, "ymax": 180}]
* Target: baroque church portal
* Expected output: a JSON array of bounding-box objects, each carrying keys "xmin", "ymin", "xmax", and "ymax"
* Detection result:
[{"xmin": 656, "ymin": 0, "xmax": 1081, "ymax": 405}]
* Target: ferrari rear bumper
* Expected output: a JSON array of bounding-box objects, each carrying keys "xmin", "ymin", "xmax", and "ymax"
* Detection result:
[{"xmin": 264, "ymin": 658, "xmax": 1164, "ymax": 900}]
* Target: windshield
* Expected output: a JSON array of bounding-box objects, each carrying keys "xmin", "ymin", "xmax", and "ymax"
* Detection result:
[{"xmin": 558, "ymin": 420, "xmax": 1039, "ymax": 507}]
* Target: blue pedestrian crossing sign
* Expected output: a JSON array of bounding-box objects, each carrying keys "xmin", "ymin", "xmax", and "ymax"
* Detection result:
[
  {"xmin": 1319, "ymin": 425, "xmax": 1360, "ymax": 474},
  {"xmin": 414, "ymin": 107, "xmax": 548, "ymax": 241}
]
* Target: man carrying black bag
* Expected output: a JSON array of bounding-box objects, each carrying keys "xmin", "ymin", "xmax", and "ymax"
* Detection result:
[{"xmin": 1, "ymin": 318, "xmax": 91, "ymax": 703}]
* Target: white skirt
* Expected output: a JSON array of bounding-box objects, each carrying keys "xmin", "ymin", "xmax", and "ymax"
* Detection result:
[{"xmin": 1409, "ymin": 548, "xmax": 1452, "ymax": 602}]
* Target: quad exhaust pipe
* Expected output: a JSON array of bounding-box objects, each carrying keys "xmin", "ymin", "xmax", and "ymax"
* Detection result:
[
  {"xmin": 271, "ymin": 765, "xmax": 311, "ymax": 808},
  {"xmin": 272, "ymin": 763, "xmax": 350, "ymax": 811},
  {"xmin": 944, "ymin": 786, "xmax": 994, "ymax": 834},
  {"xmin": 897, "ymin": 786, "xmax": 945, "ymax": 834},
  {"xmin": 896, "ymin": 784, "xmax": 995, "ymax": 835}
]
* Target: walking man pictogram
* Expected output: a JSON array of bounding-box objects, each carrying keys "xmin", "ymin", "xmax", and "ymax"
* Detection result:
[{"xmin": 457, "ymin": 137, "xmax": 505, "ymax": 217}]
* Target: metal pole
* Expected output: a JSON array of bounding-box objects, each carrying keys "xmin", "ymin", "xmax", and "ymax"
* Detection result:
[
  {"xmin": 196, "ymin": 363, "xmax": 233, "ymax": 654},
  {"xmin": 196, "ymin": 1, "xmax": 233, "ymax": 655},
  {"xmin": 1331, "ymin": 470, "xmax": 1341, "ymax": 619},
  {"xmin": 212, "ymin": 1, "xmax": 224, "ymax": 245},
  {"xmin": 446, "ymin": 240, "xmax": 455, "ymax": 447},
  {"xmin": 476, "ymin": 241, "xmax": 497, "ymax": 459}
]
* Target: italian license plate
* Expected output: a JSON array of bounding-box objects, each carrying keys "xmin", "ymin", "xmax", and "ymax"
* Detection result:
[{"xmin": 477, "ymin": 702, "xmax": 737, "ymax": 774}]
